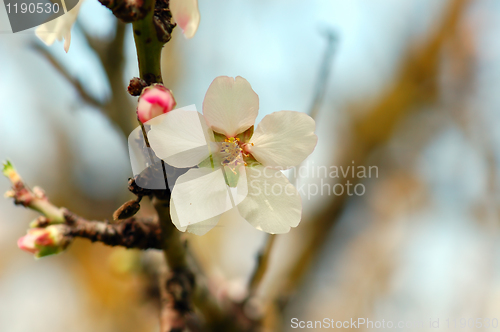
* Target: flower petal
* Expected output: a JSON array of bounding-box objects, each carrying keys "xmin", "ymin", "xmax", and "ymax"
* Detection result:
[
  {"xmin": 128, "ymin": 126, "xmax": 169, "ymax": 190},
  {"xmin": 237, "ymin": 165, "xmax": 302, "ymax": 234},
  {"xmin": 63, "ymin": 29, "xmax": 72, "ymax": 53},
  {"xmin": 248, "ymin": 111, "xmax": 317, "ymax": 168},
  {"xmin": 171, "ymin": 167, "xmax": 234, "ymax": 227},
  {"xmin": 170, "ymin": 200, "xmax": 221, "ymax": 236},
  {"xmin": 35, "ymin": 0, "xmax": 83, "ymax": 52},
  {"xmin": 170, "ymin": 0, "xmax": 200, "ymax": 39},
  {"xmin": 203, "ymin": 76, "xmax": 259, "ymax": 137},
  {"xmin": 148, "ymin": 106, "xmax": 214, "ymax": 168}
]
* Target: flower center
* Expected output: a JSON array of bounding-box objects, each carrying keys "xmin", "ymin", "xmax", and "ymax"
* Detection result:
[{"xmin": 220, "ymin": 137, "xmax": 245, "ymax": 171}]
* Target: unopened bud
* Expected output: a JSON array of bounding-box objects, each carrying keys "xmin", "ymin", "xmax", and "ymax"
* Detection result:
[
  {"xmin": 137, "ymin": 84, "xmax": 176, "ymax": 123},
  {"xmin": 2, "ymin": 160, "xmax": 21, "ymax": 184},
  {"xmin": 128, "ymin": 77, "xmax": 147, "ymax": 96},
  {"xmin": 17, "ymin": 225, "xmax": 70, "ymax": 258}
]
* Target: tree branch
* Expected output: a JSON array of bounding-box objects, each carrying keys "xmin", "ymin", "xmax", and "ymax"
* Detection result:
[
  {"xmin": 130, "ymin": 1, "xmax": 197, "ymax": 330},
  {"xmin": 32, "ymin": 43, "xmax": 104, "ymax": 108},
  {"xmin": 132, "ymin": 0, "xmax": 165, "ymax": 84},
  {"xmin": 278, "ymin": 0, "xmax": 470, "ymax": 311},
  {"xmin": 63, "ymin": 210, "xmax": 161, "ymax": 249},
  {"xmin": 3, "ymin": 161, "xmax": 162, "ymax": 249},
  {"xmin": 308, "ymin": 29, "xmax": 338, "ymax": 120},
  {"xmin": 247, "ymin": 234, "xmax": 276, "ymax": 297}
]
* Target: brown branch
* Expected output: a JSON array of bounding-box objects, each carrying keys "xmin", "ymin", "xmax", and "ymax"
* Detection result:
[
  {"xmin": 158, "ymin": 266, "xmax": 196, "ymax": 331},
  {"xmin": 153, "ymin": 197, "xmax": 195, "ymax": 332},
  {"xmin": 3, "ymin": 161, "xmax": 162, "ymax": 250},
  {"xmin": 63, "ymin": 210, "xmax": 161, "ymax": 249},
  {"xmin": 245, "ymin": 29, "xmax": 338, "ymax": 318},
  {"xmin": 98, "ymin": 19, "xmax": 138, "ymax": 136},
  {"xmin": 247, "ymin": 234, "xmax": 276, "ymax": 297}
]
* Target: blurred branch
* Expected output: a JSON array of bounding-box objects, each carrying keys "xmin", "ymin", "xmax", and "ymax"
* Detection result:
[
  {"xmin": 153, "ymin": 196, "xmax": 196, "ymax": 331},
  {"xmin": 80, "ymin": 19, "xmax": 136, "ymax": 135},
  {"xmin": 247, "ymin": 31, "xmax": 338, "ymax": 306},
  {"xmin": 278, "ymin": 0, "xmax": 470, "ymax": 313},
  {"xmin": 293, "ymin": 28, "xmax": 338, "ymax": 188},
  {"xmin": 247, "ymin": 234, "xmax": 276, "ymax": 297},
  {"xmin": 98, "ymin": 20, "xmax": 137, "ymax": 135},
  {"xmin": 32, "ymin": 43, "xmax": 104, "ymax": 108},
  {"xmin": 33, "ymin": 19, "xmax": 136, "ymax": 136},
  {"xmin": 308, "ymin": 29, "xmax": 338, "ymax": 120}
]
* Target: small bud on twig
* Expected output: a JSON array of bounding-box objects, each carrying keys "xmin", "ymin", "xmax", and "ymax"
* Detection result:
[
  {"xmin": 17, "ymin": 225, "xmax": 71, "ymax": 258},
  {"xmin": 128, "ymin": 77, "xmax": 148, "ymax": 96}
]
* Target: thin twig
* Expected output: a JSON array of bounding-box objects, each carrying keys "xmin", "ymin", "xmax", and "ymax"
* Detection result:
[
  {"xmin": 31, "ymin": 43, "xmax": 104, "ymax": 108},
  {"xmin": 308, "ymin": 29, "xmax": 338, "ymax": 120},
  {"xmin": 3, "ymin": 161, "xmax": 162, "ymax": 249},
  {"xmin": 78, "ymin": 19, "xmax": 136, "ymax": 136},
  {"xmin": 247, "ymin": 234, "xmax": 276, "ymax": 297},
  {"xmin": 292, "ymin": 29, "xmax": 338, "ymax": 188},
  {"xmin": 64, "ymin": 209, "xmax": 161, "ymax": 249},
  {"xmin": 279, "ymin": 0, "xmax": 470, "ymax": 308}
]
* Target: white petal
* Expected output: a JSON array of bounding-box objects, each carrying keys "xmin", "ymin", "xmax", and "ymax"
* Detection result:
[
  {"xmin": 170, "ymin": 200, "xmax": 221, "ymax": 235},
  {"xmin": 63, "ymin": 30, "xmax": 72, "ymax": 53},
  {"xmin": 128, "ymin": 126, "xmax": 168, "ymax": 189},
  {"xmin": 170, "ymin": 0, "xmax": 200, "ymax": 39},
  {"xmin": 148, "ymin": 106, "xmax": 214, "ymax": 168},
  {"xmin": 237, "ymin": 165, "xmax": 302, "ymax": 234},
  {"xmin": 171, "ymin": 168, "xmax": 234, "ymax": 227},
  {"xmin": 35, "ymin": 0, "xmax": 83, "ymax": 52},
  {"xmin": 248, "ymin": 111, "xmax": 317, "ymax": 168},
  {"xmin": 203, "ymin": 76, "xmax": 259, "ymax": 137},
  {"xmin": 225, "ymin": 165, "xmax": 249, "ymax": 206}
]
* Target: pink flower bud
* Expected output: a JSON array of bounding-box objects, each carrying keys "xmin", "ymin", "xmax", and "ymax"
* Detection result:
[
  {"xmin": 137, "ymin": 84, "xmax": 176, "ymax": 123},
  {"xmin": 17, "ymin": 226, "xmax": 69, "ymax": 258}
]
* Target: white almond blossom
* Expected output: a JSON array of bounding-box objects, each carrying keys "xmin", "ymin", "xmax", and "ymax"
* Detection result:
[
  {"xmin": 35, "ymin": 0, "xmax": 199, "ymax": 52},
  {"xmin": 148, "ymin": 76, "xmax": 317, "ymax": 235},
  {"xmin": 35, "ymin": 0, "xmax": 83, "ymax": 53},
  {"xmin": 170, "ymin": 0, "xmax": 200, "ymax": 39}
]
